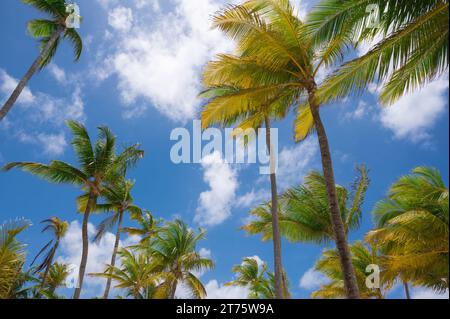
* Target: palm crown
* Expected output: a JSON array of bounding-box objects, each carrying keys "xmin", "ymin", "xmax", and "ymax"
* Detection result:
[
  {"xmin": 25, "ymin": 0, "xmax": 82, "ymax": 68},
  {"xmin": 307, "ymin": 0, "xmax": 449, "ymax": 105}
]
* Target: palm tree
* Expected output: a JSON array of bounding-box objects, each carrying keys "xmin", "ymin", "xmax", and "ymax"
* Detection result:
[
  {"xmin": 201, "ymin": 0, "xmax": 364, "ymax": 298},
  {"xmin": 312, "ymin": 242, "xmax": 386, "ymax": 299},
  {"xmin": 38, "ymin": 262, "xmax": 70, "ymax": 299},
  {"xmin": 0, "ymin": 219, "xmax": 31, "ymax": 299},
  {"xmin": 226, "ymin": 257, "xmax": 281, "ymax": 299},
  {"xmin": 30, "ymin": 217, "xmax": 68, "ymax": 293},
  {"xmin": 2, "ymin": 120, "xmax": 144, "ymax": 298},
  {"xmin": 90, "ymin": 248, "xmax": 162, "ymax": 299},
  {"xmin": 306, "ymin": 0, "xmax": 449, "ymax": 105},
  {"xmin": 366, "ymin": 167, "xmax": 449, "ymax": 293},
  {"xmin": 152, "ymin": 220, "xmax": 214, "ymax": 299},
  {"xmin": 243, "ymin": 167, "xmax": 369, "ymax": 245},
  {"xmin": 200, "ymin": 86, "xmax": 287, "ymax": 300},
  {"xmin": 0, "ymin": 0, "xmax": 83, "ymax": 121},
  {"xmin": 81, "ymin": 179, "xmax": 143, "ymax": 299},
  {"xmin": 123, "ymin": 210, "xmax": 161, "ymax": 246}
]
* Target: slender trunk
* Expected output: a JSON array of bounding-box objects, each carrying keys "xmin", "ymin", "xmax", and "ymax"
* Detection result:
[
  {"xmin": 403, "ymin": 281, "xmax": 411, "ymax": 300},
  {"xmin": 73, "ymin": 192, "xmax": 97, "ymax": 299},
  {"xmin": 40, "ymin": 241, "xmax": 59, "ymax": 291},
  {"xmin": 103, "ymin": 210, "xmax": 124, "ymax": 299},
  {"xmin": 308, "ymin": 86, "xmax": 360, "ymax": 299},
  {"xmin": 264, "ymin": 116, "xmax": 284, "ymax": 299},
  {"xmin": 169, "ymin": 279, "xmax": 178, "ymax": 299},
  {"xmin": 0, "ymin": 26, "xmax": 64, "ymax": 121}
]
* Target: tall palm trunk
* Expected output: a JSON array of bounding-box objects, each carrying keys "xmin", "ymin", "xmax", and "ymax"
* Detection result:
[
  {"xmin": 169, "ymin": 279, "xmax": 178, "ymax": 299},
  {"xmin": 73, "ymin": 192, "xmax": 97, "ymax": 299},
  {"xmin": 264, "ymin": 116, "xmax": 284, "ymax": 299},
  {"xmin": 103, "ymin": 209, "xmax": 124, "ymax": 299},
  {"xmin": 0, "ymin": 25, "xmax": 64, "ymax": 121},
  {"xmin": 308, "ymin": 85, "xmax": 360, "ymax": 299},
  {"xmin": 40, "ymin": 240, "xmax": 59, "ymax": 291},
  {"xmin": 403, "ymin": 281, "xmax": 411, "ymax": 299}
]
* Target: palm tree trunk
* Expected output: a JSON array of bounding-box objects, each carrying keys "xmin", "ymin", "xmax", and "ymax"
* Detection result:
[
  {"xmin": 40, "ymin": 241, "xmax": 59, "ymax": 291},
  {"xmin": 264, "ymin": 116, "xmax": 284, "ymax": 300},
  {"xmin": 308, "ymin": 87, "xmax": 360, "ymax": 299},
  {"xmin": 73, "ymin": 192, "xmax": 97, "ymax": 299},
  {"xmin": 403, "ymin": 281, "xmax": 411, "ymax": 299},
  {"xmin": 169, "ymin": 279, "xmax": 178, "ymax": 299},
  {"xmin": 0, "ymin": 25, "xmax": 64, "ymax": 121},
  {"xmin": 103, "ymin": 210, "xmax": 124, "ymax": 299}
]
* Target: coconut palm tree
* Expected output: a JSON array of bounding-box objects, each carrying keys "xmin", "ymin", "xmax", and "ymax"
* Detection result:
[
  {"xmin": 0, "ymin": 219, "xmax": 31, "ymax": 299},
  {"xmin": 0, "ymin": 0, "xmax": 83, "ymax": 121},
  {"xmin": 243, "ymin": 167, "xmax": 369, "ymax": 244},
  {"xmin": 81, "ymin": 179, "xmax": 143, "ymax": 299},
  {"xmin": 200, "ymin": 85, "xmax": 290, "ymax": 299},
  {"xmin": 202, "ymin": 0, "xmax": 364, "ymax": 298},
  {"xmin": 2, "ymin": 120, "xmax": 144, "ymax": 298},
  {"xmin": 366, "ymin": 167, "xmax": 449, "ymax": 293},
  {"xmin": 30, "ymin": 217, "xmax": 68, "ymax": 293},
  {"xmin": 226, "ymin": 257, "xmax": 283, "ymax": 299},
  {"xmin": 312, "ymin": 241, "xmax": 386, "ymax": 299},
  {"xmin": 151, "ymin": 220, "xmax": 214, "ymax": 299},
  {"xmin": 123, "ymin": 210, "xmax": 161, "ymax": 246},
  {"xmin": 90, "ymin": 248, "xmax": 162, "ymax": 299},
  {"xmin": 38, "ymin": 262, "xmax": 70, "ymax": 299},
  {"xmin": 306, "ymin": 0, "xmax": 449, "ymax": 105}
]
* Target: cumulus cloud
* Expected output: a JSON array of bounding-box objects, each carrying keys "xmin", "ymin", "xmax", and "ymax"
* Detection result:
[
  {"xmin": 205, "ymin": 280, "xmax": 249, "ymax": 299},
  {"xmin": 412, "ymin": 288, "xmax": 449, "ymax": 300},
  {"xmin": 299, "ymin": 267, "xmax": 329, "ymax": 290},
  {"xmin": 96, "ymin": 0, "xmax": 235, "ymax": 121},
  {"xmin": 47, "ymin": 64, "xmax": 67, "ymax": 84},
  {"xmin": 0, "ymin": 69, "xmax": 35, "ymax": 104},
  {"xmin": 195, "ymin": 152, "xmax": 238, "ymax": 227},
  {"xmin": 277, "ymin": 137, "xmax": 319, "ymax": 190},
  {"xmin": 108, "ymin": 6, "xmax": 134, "ymax": 32},
  {"xmin": 0, "ymin": 68, "xmax": 85, "ymax": 156},
  {"xmin": 379, "ymin": 76, "xmax": 449, "ymax": 143},
  {"xmin": 57, "ymin": 221, "xmax": 141, "ymax": 298},
  {"xmin": 344, "ymin": 101, "xmax": 369, "ymax": 120}
]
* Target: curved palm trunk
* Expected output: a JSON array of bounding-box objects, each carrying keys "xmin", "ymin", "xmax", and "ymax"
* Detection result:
[
  {"xmin": 0, "ymin": 26, "xmax": 64, "ymax": 121},
  {"xmin": 308, "ymin": 87, "xmax": 360, "ymax": 299},
  {"xmin": 103, "ymin": 210, "xmax": 124, "ymax": 299},
  {"xmin": 73, "ymin": 192, "xmax": 97, "ymax": 299},
  {"xmin": 40, "ymin": 240, "xmax": 59, "ymax": 292},
  {"xmin": 403, "ymin": 281, "xmax": 411, "ymax": 299},
  {"xmin": 264, "ymin": 116, "xmax": 284, "ymax": 299}
]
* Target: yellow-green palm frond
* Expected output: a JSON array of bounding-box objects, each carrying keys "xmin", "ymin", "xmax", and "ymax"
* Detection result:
[
  {"xmin": 312, "ymin": 0, "xmax": 449, "ymax": 106},
  {"xmin": 312, "ymin": 242, "xmax": 385, "ymax": 299},
  {"xmin": 0, "ymin": 219, "xmax": 31, "ymax": 299},
  {"xmin": 367, "ymin": 166, "xmax": 449, "ymax": 292},
  {"xmin": 293, "ymin": 102, "xmax": 315, "ymax": 142}
]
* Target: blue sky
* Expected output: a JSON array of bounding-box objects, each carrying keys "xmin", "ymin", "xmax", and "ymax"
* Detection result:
[{"xmin": 0, "ymin": 0, "xmax": 448, "ymax": 299}]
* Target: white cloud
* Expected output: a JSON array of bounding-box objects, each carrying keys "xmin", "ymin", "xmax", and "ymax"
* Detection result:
[
  {"xmin": 344, "ymin": 101, "xmax": 369, "ymax": 120},
  {"xmin": 37, "ymin": 133, "xmax": 67, "ymax": 156},
  {"xmin": 379, "ymin": 76, "xmax": 449, "ymax": 142},
  {"xmin": 277, "ymin": 138, "xmax": 319, "ymax": 190},
  {"xmin": 57, "ymin": 221, "xmax": 141, "ymax": 298},
  {"xmin": 108, "ymin": 6, "xmax": 134, "ymax": 32},
  {"xmin": 205, "ymin": 280, "xmax": 249, "ymax": 299},
  {"xmin": 48, "ymin": 64, "xmax": 67, "ymax": 84},
  {"xmin": 412, "ymin": 288, "xmax": 449, "ymax": 300},
  {"xmin": 235, "ymin": 188, "xmax": 269, "ymax": 209},
  {"xmin": 195, "ymin": 151, "xmax": 238, "ymax": 227},
  {"xmin": 0, "ymin": 69, "xmax": 35, "ymax": 105},
  {"xmin": 0, "ymin": 69, "xmax": 85, "ymax": 155},
  {"xmin": 299, "ymin": 267, "xmax": 329, "ymax": 290},
  {"xmin": 97, "ymin": 0, "xmax": 235, "ymax": 121}
]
